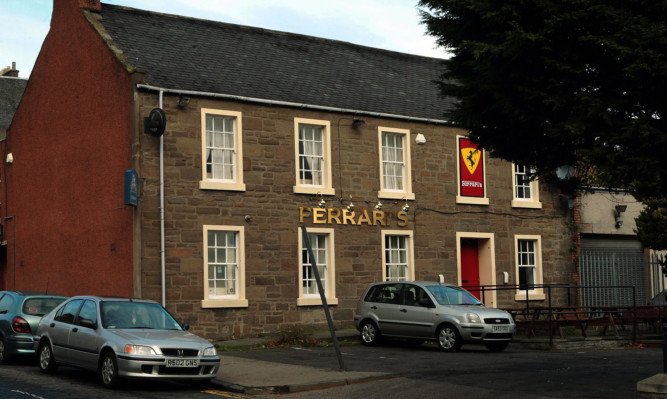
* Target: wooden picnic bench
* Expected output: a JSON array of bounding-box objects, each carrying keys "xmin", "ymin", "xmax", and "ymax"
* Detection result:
[{"xmin": 507, "ymin": 306, "xmax": 624, "ymax": 338}]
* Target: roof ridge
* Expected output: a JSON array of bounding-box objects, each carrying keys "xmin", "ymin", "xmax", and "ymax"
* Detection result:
[
  {"xmin": 101, "ymin": 3, "xmax": 445, "ymax": 62},
  {"xmin": 0, "ymin": 76, "xmax": 28, "ymax": 81}
]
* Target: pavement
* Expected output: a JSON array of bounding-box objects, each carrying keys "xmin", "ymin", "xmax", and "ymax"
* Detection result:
[
  {"xmin": 210, "ymin": 328, "xmax": 394, "ymax": 395},
  {"xmin": 209, "ymin": 327, "xmax": 643, "ymax": 396}
]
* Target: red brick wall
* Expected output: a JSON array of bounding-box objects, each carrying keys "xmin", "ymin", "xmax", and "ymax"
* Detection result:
[{"xmin": 2, "ymin": 2, "xmax": 135, "ymax": 295}]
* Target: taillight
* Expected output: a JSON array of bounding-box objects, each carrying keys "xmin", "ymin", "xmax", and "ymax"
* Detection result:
[{"xmin": 12, "ymin": 316, "xmax": 31, "ymax": 334}]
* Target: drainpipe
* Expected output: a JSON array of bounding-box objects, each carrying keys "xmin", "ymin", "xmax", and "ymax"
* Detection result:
[{"xmin": 159, "ymin": 91, "xmax": 166, "ymax": 307}]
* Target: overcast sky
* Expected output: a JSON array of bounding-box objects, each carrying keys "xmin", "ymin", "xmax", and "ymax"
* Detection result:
[{"xmin": 0, "ymin": 0, "xmax": 448, "ymax": 78}]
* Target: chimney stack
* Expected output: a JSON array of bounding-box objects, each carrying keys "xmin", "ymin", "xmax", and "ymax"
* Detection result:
[{"xmin": 1, "ymin": 62, "xmax": 19, "ymax": 78}]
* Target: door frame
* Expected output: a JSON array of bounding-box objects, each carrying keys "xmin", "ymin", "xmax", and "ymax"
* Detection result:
[{"xmin": 456, "ymin": 232, "xmax": 497, "ymax": 307}]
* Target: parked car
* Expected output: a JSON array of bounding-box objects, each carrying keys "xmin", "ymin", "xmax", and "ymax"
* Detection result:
[
  {"xmin": 354, "ymin": 281, "xmax": 516, "ymax": 352},
  {"xmin": 0, "ymin": 291, "xmax": 67, "ymax": 364},
  {"xmin": 33, "ymin": 296, "xmax": 220, "ymax": 388}
]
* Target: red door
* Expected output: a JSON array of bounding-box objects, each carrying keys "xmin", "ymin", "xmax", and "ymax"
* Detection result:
[{"xmin": 460, "ymin": 239, "xmax": 481, "ymax": 299}]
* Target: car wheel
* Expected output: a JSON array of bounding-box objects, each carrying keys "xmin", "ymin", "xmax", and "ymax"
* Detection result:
[
  {"xmin": 485, "ymin": 341, "xmax": 509, "ymax": 352},
  {"xmin": 38, "ymin": 341, "xmax": 58, "ymax": 373},
  {"xmin": 437, "ymin": 324, "xmax": 462, "ymax": 352},
  {"xmin": 360, "ymin": 320, "xmax": 382, "ymax": 346},
  {"xmin": 99, "ymin": 352, "xmax": 121, "ymax": 389},
  {"xmin": 0, "ymin": 337, "xmax": 10, "ymax": 364}
]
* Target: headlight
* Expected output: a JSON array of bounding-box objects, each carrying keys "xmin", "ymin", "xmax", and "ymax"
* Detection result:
[
  {"xmin": 124, "ymin": 345, "xmax": 157, "ymax": 355},
  {"xmin": 203, "ymin": 346, "xmax": 218, "ymax": 357},
  {"xmin": 465, "ymin": 313, "xmax": 481, "ymax": 323}
]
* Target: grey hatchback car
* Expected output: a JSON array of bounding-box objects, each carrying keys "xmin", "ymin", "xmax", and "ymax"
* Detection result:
[
  {"xmin": 0, "ymin": 291, "xmax": 67, "ymax": 363},
  {"xmin": 34, "ymin": 296, "xmax": 220, "ymax": 388},
  {"xmin": 354, "ymin": 281, "xmax": 516, "ymax": 352}
]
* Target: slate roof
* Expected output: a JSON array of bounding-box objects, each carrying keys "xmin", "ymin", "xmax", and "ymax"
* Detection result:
[
  {"xmin": 0, "ymin": 76, "xmax": 27, "ymax": 129},
  {"xmin": 96, "ymin": 4, "xmax": 454, "ymax": 122}
]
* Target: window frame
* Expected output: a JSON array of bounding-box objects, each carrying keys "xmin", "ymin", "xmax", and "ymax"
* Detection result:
[
  {"xmin": 293, "ymin": 118, "xmax": 334, "ymax": 196},
  {"xmin": 514, "ymin": 235, "xmax": 545, "ymax": 300},
  {"xmin": 201, "ymin": 225, "xmax": 248, "ymax": 308},
  {"xmin": 511, "ymin": 164, "xmax": 542, "ymax": 209},
  {"xmin": 199, "ymin": 109, "xmax": 246, "ymax": 191},
  {"xmin": 298, "ymin": 227, "xmax": 337, "ymax": 306},
  {"xmin": 382, "ymin": 230, "xmax": 415, "ymax": 282},
  {"xmin": 456, "ymin": 135, "xmax": 489, "ymax": 205},
  {"xmin": 378, "ymin": 127, "xmax": 415, "ymax": 200}
]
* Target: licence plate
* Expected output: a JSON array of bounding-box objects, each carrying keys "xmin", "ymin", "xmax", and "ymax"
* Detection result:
[
  {"xmin": 492, "ymin": 325, "xmax": 510, "ymax": 332},
  {"xmin": 166, "ymin": 358, "xmax": 199, "ymax": 368}
]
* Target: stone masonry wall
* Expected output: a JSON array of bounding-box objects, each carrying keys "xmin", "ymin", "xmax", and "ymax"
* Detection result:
[{"xmin": 134, "ymin": 91, "xmax": 576, "ymax": 340}]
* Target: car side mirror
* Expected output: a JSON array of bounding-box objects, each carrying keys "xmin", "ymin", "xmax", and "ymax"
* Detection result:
[
  {"xmin": 418, "ymin": 298, "xmax": 435, "ymax": 308},
  {"xmin": 181, "ymin": 322, "xmax": 190, "ymax": 331}
]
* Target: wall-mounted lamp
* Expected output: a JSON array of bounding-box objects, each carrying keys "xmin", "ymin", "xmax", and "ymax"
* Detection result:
[
  {"xmin": 402, "ymin": 197, "xmax": 410, "ymax": 213},
  {"xmin": 352, "ymin": 119, "xmax": 366, "ymax": 130},
  {"xmin": 244, "ymin": 215, "xmax": 252, "ymax": 223},
  {"xmin": 375, "ymin": 201, "xmax": 383, "ymax": 211},
  {"xmin": 5, "ymin": 153, "xmax": 13, "ymax": 164},
  {"xmin": 178, "ymin": 95, "xmax": 190, "ymax": 108},
  {"xmin": 318, "ymin": 193, "xmax": 326, "ymax": 208},
  {"xmin": 415, "ymin": 133, "xmax": 426, "ymax": 145},
  {"xmin": 614, "ymin": 204, "xmax": 627, "ymax": 228}
]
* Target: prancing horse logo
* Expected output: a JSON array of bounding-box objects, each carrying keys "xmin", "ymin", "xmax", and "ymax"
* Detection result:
[{"xmin": 461, "ymin": 147, "xmax": 481, "ymax": 175}]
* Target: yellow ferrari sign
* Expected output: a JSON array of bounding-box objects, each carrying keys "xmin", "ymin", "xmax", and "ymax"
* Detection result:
[{"xmin": 461, "ymin": 148, "xmax": 481, "ymax": 175}]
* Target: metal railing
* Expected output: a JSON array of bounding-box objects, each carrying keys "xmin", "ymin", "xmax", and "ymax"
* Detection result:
[{"xmin": 464, "ymin": 284, "xmax": 641, "ymax": 344}]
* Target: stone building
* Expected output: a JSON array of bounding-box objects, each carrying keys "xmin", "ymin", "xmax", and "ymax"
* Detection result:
[{"xmin": 2, "ymin": 0, "xmax": 574, "ymax": 339}]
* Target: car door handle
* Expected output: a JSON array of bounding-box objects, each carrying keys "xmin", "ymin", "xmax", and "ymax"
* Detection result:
[
  {"xmin": 370, "ymin": 306, "xmax": 377, "ymax": 310},
  {"xmin": 400, "ymin": 308, "xmax": 407, "ymax": 312},
  {"xmin": 50, "ymin": 323, "xmax": 55, "ymax": 328},
  {"xmin": 71, "ymin": 328, "xmax": 78, "ymax": 333}
]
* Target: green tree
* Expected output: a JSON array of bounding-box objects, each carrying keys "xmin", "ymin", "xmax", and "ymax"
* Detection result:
[{"xmin": 419, "ymin": 0, "xmax": 667, "ymax": 248}]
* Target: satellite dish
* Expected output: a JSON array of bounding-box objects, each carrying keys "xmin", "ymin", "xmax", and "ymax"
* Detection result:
[{"xmin": 143, "ymin": 108, "xmax": 167, "ymax": 137}]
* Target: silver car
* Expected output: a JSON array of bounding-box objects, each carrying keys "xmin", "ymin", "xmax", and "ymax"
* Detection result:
[
  {"xmin": 354, "ymin": 281, "xmax": 516, "ymax": 352},
  {"xmin": 33, "ymin": 296, "xmax": 220, "ymax": 388}
]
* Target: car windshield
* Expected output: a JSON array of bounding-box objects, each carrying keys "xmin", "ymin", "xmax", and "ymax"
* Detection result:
[
  {"xmin": 101, "ymin": 301, "xmax": 183, "ymax": 330},
  {"xmin": 23, "ymin": 298, "xmax": 66, "ymax": 316},
  {"xmin": 426, "ymin": 285, "xmax": 482, "ymax": 306}
]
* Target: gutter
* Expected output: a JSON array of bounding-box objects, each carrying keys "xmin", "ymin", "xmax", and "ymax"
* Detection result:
[{"xmin": 136, "ymin": 84, "xmax": 450, "ymax": 125}]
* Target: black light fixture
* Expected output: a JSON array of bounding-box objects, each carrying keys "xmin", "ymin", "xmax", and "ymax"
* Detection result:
[
  {"xmin": 352, "ymin": 119, "xmax": 366, "ymax": 129},
  {"xmin": 614, "ymin": 204, "xmax": 627, "ymax": 228},
  {"xmin": 143, "ymin": 108, "xmax": 167, "ymax": 137},
  {"xmin": 178, "ymin": 95, "xmax": 190, "ymax": 108}
]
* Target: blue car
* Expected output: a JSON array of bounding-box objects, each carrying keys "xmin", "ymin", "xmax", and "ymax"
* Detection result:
[{"xmin": 0, "ymin": 291, "xmax": 67, "ymax": 363}]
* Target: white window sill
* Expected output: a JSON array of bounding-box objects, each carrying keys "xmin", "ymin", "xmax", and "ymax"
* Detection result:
[
  {"xmin": 297, "ymin": 297, "xmax": 338, "ymax": 306},
  {"xmin": 200, "ymin": 181, "xmax": 246, "ymax": 191},
  {"xmin": 511, "ymin": 200, "xmax": 543, "ymax": 209},
  {"xmin": 378, "ymin": 190, "xmax": 415, "ymax": 200},
  {"xmin": 514, "ymin": 293, "xmax": 546, "ymax": 301},
  {"xmin": 456, "ymin": 196, "xmax": 490, "ymax": 205},
  {"xmin": 293, "ymin": 186, "xmax": 335, "ymax": 196},
  {"xmin": 201, "ymin": 299, "xmax": 249, "ymax": 308}
]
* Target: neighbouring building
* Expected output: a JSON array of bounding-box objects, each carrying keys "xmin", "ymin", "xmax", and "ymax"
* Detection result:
[
  {"xmin": 576, "ymin": 189, "xmax": 661, "ymax": 306},
  {"xmin": 0, "ymin": 62, "xmax": 27, "ymax": 141},
  {"xmin": 2, "ymin": 0, "xmax": 575, "ymax": 339}
]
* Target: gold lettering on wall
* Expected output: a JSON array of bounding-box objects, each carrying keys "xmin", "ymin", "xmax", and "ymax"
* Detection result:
[
  {"xmin": 299, "ymin": 207, "xmax": 409, "ymax": 228},
  {"xmin": 313, "ymin": 208, "xmax": 327, "ymax": 223}
]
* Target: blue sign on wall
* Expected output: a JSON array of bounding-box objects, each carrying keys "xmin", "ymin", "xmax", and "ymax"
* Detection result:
[{"xmin": 124, "ymin": 169, "xmax": 139, "ymax": 207}]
